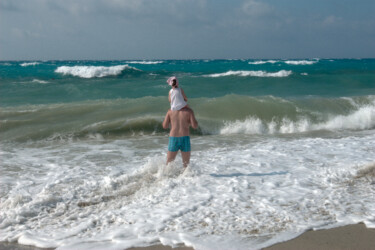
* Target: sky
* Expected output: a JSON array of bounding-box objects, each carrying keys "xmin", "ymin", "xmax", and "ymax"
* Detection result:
[{"xmin": 1, "ymin": 0, "xmax": 374, "ymax": 60}]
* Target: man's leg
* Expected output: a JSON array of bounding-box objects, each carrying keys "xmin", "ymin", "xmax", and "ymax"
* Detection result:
[
  {"xmin": 167, "ymin": 151, "xmax": 178, "ymax": 165},
  {"xmin": 181, "ymin": 151, "xmax": 191, "ymax": 168}
]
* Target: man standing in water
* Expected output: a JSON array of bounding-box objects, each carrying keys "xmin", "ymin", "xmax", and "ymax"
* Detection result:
[{"xmin": 162, "ymin": 107, "xmax": 198, "ymax": 167}]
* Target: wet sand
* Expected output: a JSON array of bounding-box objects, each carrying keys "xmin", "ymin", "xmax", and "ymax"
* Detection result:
[
  {"xmin": 0, "ymin": 223, "xmax": 373, "ymax": 250},
  {"xmin": 263, "ymin": 223, "xmax": 375, "ymax": 250}
]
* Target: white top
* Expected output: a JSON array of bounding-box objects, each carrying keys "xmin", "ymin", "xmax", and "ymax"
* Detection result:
[{"xmin": 169, "ymin": 88, "xmax": 187, "ymax": 111}]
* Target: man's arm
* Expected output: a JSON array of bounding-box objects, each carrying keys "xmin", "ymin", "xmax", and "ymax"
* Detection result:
[
  {"xmin": 189, "ymin": 109, "xmax": 198, "ymax": 129},
  {"xmin": 162, "ymin": 110, "xmax": 171, "ymax": 129}
]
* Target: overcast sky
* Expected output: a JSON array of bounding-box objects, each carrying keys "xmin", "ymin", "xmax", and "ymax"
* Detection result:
[{"xmin": 1, "ymin": 0, "xmax": 374, "ymax": 60}]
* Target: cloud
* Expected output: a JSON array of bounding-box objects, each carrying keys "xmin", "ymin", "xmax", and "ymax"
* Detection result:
[
  {"xmin": 11, "ymin": 28, "xmax": 41, "ymax": 39},
  {"xmin": 0, "ymin": 0, "xmax": 21, "ymax": 11},
  {"xmin": 36, "ymin": 0, "xmax": 208, "ymax": 21},
  {"xmin": 322, "ymin": 15, "xmax": 342, "ymax": 26},
  {"xmin": 242, "ymin": 0, "xmax": 273, "ymax": 17},
  {"xmin": 1, "ymin": 0, "xmax": 374, "ymax": 59}
]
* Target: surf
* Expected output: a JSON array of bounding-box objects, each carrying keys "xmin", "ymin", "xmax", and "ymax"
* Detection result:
[
  {"xmin": 204, "ymin": 70, "xmax": 292, "ymax": 77},
  {"xmin": 55, "ymin": 64, "xmax": 140, "ymax": 78},
  {"xmin": 1, "ymin": 95, "xmax": 374, "ymax": 142}
]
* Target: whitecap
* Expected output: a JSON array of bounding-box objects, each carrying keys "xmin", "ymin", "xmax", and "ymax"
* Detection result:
[
  {"xmin": 54, "ymin": 65, "xmax": 139, "ymax": 78},
  {"xmin": 284, "ymin": 60, "xmax": 318, "ymax": 65},
  {"xmin": 248, "ymin": 60, "xmax": 278, "ymax": 65},
  {"xmin": 32, "ymin": 79, "xmax": 49, "ymax": 84},
  {"xmin": 205, "ymin": 70, "xmax": 292, "ymax": 78},
  {"xmin": 126, "ymin": 61, "xmax": 163, "ymax": 64},
  {"xmin": 20, "ymin": 62, "xmax": 40, "ymax": 67}
]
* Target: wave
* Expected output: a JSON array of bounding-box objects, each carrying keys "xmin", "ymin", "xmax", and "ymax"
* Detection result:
[
  {"xmin": 126, "ymin": 60, "xmax": 163, "ymax": 64},
  {"xmin": 247, "ymin": 59, "xmax": 318, "ymax": 65},
  {"xmin": 284, "ymin": 60, "xmax": 318, "ymax": 65},
  {"xmin": 220, "ymin": 101, "xmax": 375, "ymax": 135},
  {"xmin": 205, "ymin": 70, "xmax": 292, "ymax": 78},
  {"xmin": 54, "ymin": 65, "xmax": 140, "ymax": 78},
  {"xmin": 1, "ymin": 95, "xmax": 374, "ymax": 141},
  {"xmin": 32, "ymin": 79, "xmax": 49, "ymax": 84},
  {"xmin": 0, "ymin": 97, "xmax": 170, "ymax": 142},
  {"xmin": 248, "ymin": 60, "xmax": 278, "ymax": 65},
  {"xmin": 20, "ymin": 62, "xmax": 40, "ymax": 67}
]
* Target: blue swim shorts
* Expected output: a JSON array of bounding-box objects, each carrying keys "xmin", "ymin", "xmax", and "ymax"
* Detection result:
[{"xmin": 168, "ymin": 136, "xmax": 191, "ymax": 152}]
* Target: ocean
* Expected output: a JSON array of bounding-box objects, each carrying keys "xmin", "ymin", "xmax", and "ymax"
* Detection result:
[{"xmin": 0, "ymin": 59, "xmax": 374, "ymax": 249}]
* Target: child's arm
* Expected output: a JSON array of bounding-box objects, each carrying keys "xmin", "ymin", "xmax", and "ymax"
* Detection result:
[
  {"xmin": 181, "ymin": 88, "xmax": 188, "ymax": 102},
  {"xmin": 168, "ymin": 91, "xmax": 171, "ymax": 103}
]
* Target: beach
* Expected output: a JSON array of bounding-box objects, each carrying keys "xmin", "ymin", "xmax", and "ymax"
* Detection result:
[
  {"xmin": 1, "ymin": 223, "xmax": 374, "ymax": 250},
  {"xmin": 264, "ymin": 223, "xmax": 375, "ymax": 250},
  {"xmin": 1, "ymin": 59, "xmax": 374, "ymax": 250}
]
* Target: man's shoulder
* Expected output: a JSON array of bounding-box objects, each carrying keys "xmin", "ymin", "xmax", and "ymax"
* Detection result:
[{"xmin": 180, "ymin": 107, "xmax": 193, "ymax": 113}]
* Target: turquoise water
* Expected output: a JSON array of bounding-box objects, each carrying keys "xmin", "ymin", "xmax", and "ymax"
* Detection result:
[
  {"xmin": 1, "ymin": 59, "xmax": 375, "ymax": 141},
  {"xmin": 1, "ymin": 59, "xmax": 375, "ymax": 249},
  {"xmin": 1, "ymin": 59, "xmax": 375, "ymax": 106}
]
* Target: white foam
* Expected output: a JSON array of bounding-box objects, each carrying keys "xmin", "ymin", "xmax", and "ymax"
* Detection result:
[
  {"xmin": 319, "ymin": 105, "xmax": 375, "ymax": 131},
  {"xmin": 205, "ymin": 70, "xmax": 292, "ymax": 78},
  {"xmin": 284, "ymin": 60, "xmax": 318, "ymax": 65},
  {"xmin": 20, "ymin": 62, "xmax": 40, "ymax": 67},
  {"xmin": 248, "ymin": 60, "xmax": 278, "ymax": 65},
  {"xmin": 247, "ymin": 59, "xmax": 318, "ymax": 65},
  {"xmin": 32, "ymin": 79, "xmax": 49, "ymax": 84},
  {"xmin": 220, "ymin": 102, "xmax": 375, "ymax": 135},
  {"xmin": 55, "ymin": 65, "xmax": 138, "ymax": 78},
  {"xmin": 126, "ymin": 60, "xmax": 163, "ymax": 64},
  {"xmin": 1, "ymin": 133, "xmax": 374, "ymax": 249}
]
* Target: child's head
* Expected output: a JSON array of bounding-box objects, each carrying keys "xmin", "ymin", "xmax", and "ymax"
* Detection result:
[{"xmin": 167, "ymin": 76, "xmax": 178, "ymax": 88}]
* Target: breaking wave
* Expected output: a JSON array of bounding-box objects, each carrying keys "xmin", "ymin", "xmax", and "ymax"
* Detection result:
[
  {"xmin": 284, "ymin": 60, "xmax": 318, "ymax": 65},
  {"xmin": 55, "ymin": 65, "xmax": 140, "ymax": 78},
  {"xmin": 220, "ymin": 102, "xmax": 375, "ymax": 135},
  {"xmin": 247, "ymin": 59, "xmax": 318, "ymax": 65},
  {"xmin": 20, "ymin": 62, "xmax": 40, "ymax": 67},
  {"xmin": 2, "ymin": 95, "xmax": 374, "ymax": 141},
  {"xmin": 32, "ymin": 79, "xmax": 49, "ymax": 84},
  {"xmin": 248, "ymin": 60, "xmax": 278, "ymax": 65},
  {"xmin": 205, "ymin": 70, "xmax": 292, "ymax": 78},
  {"xmin": 126, "ymin": 61, "xmax": 163, "ymax": 64}
]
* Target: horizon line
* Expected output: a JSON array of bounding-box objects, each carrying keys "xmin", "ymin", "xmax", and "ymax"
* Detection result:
[{"xmin": 1, "ymin": 57, "xmax": 375, "ymax": 62}]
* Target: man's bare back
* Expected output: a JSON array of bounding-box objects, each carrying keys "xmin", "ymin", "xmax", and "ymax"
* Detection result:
[
  {"xmin": 162, "ymin": 107, "xmax": 198, "ymax": 167},
  {"xmin": 163, "ymin": 107, "xmax": 198, "ymax": 136}
]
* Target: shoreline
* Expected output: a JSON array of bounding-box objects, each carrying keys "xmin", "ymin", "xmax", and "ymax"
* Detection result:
[
  {"xmin": 263, "ymin": 223, "xmax": 375, "ymax": 250},
  {"xmin": 0, "ymin": 223, "xmax": 374, "ymax": 250}
]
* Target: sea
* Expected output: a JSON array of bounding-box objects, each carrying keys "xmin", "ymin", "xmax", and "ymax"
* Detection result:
[{"xmin": 0, "ymin": 59, "xmax": 375, "ymax": 250}]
